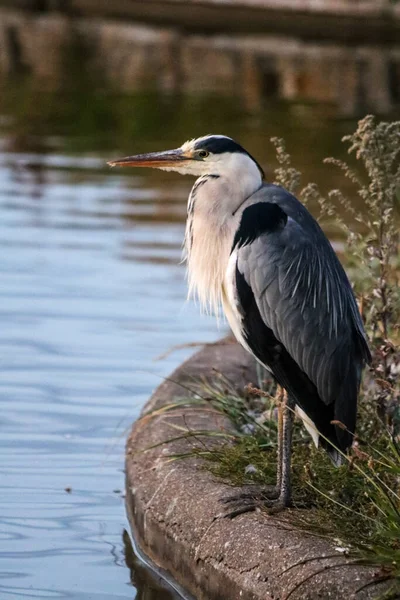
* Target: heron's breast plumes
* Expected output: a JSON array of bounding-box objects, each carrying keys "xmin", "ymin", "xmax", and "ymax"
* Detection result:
[
  {"xmin": 183, "ymin": 169, "xmax": 258, "ymax": 317},
  {"xmin": 184, "ymin": 212, "xmax": 232, "ymax": 317}
]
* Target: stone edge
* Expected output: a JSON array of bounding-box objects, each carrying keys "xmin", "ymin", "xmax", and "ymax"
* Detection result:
[{"xmin": 125, "ymin": 339, "xmax": 388, "ymax": 600}]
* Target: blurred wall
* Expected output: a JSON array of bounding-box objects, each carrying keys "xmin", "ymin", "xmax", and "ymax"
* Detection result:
[{"xmin": 0, "ymin": 4, "xmax": 399, "ymax": 116}]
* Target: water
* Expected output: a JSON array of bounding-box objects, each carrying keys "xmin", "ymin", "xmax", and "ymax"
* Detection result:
[
  {"xmin": 0, "ymin": 93, "xmax": 221, "ymax": 599},
  {"xmin": 0, "ymin": 81, "xmax": 387, "ymax": 599}
]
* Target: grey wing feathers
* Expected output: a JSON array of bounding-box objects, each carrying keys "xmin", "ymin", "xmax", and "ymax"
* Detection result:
[{"xmin": 236, "ymin": 185, "xmax": 370, "ymax": 410}]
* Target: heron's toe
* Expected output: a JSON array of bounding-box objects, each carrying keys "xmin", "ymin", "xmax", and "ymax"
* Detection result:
[{"xmin": 219, "ymin": 485, "xmax": 281, "ymax": 518}]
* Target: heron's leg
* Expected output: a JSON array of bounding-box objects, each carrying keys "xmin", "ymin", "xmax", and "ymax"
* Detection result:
[
  {"xmin": 219, "ymin": 387, "xmax": 290, "ymax": 517},
  {"xmin": 276, "ymin": 385, "xmax": 284, "ymax": 490},
  {"xmin": 276, "ymin": 391, "xmax": 295, "ymax": 508}
]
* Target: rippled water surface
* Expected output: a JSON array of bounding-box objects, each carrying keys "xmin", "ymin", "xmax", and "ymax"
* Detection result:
[
  {"xmin": 0, "ymin": 82, "xmax": 374, "ymax": 599},
  {"xmin": 0, "ymin": 115, "xmax": 221, "ymax": 598}
]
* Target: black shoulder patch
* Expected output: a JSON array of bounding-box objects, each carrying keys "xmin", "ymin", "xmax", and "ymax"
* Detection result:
[{"xmin": 232, "ymin": 202, "xmax": 287, "ymax": 252}]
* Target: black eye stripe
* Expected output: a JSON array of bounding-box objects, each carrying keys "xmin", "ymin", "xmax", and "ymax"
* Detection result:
[
  {"xmin": 194, "ymin": 137, "xmax": 243, "ymax": 155},
  {"xmin": 193, "ymin": 136, "xmax": 265, "ymax": 179}
]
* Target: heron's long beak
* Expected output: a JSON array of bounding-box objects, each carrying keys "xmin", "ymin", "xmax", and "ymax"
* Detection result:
[{"xmin": 107, "ymin": 148, "xmax": 187, "ymax": 169}]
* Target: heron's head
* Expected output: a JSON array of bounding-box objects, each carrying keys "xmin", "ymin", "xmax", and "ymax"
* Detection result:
[{"xmin": 108, "ymin": 135, "xmax": 264, "ymax": 180}]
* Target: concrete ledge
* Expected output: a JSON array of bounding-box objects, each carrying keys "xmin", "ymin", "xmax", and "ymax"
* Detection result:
[{"xmin": 125, "ymin": 340, "xmax": 387, "ymax": 600}]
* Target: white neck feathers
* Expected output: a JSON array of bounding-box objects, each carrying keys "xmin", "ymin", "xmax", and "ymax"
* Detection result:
[{"xmin": 183, "ymin": 153, "xmax": 262, "ymax": 316}]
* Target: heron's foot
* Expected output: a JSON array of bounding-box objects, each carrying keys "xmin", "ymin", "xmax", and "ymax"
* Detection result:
[{"xmin": 220, "ymin": 485, "xmax": 289, "ymax": 518}]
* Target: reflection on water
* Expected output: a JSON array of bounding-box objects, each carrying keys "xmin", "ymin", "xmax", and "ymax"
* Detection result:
[{"xmin": 0, "ymin": 81, "xmax": 392, "ymax": 599}]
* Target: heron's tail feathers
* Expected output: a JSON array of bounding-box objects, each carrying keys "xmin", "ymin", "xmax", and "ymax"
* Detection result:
[
  {"xmin": 325, "ymin": 444, "xmax": 347, "ymax": 467},
  {"xmin": 295, "ymin": 403, "xmax": 351, "ymax": 466}
]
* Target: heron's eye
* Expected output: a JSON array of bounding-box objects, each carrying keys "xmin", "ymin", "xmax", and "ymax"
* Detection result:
[{"xmin": 197, "ymin": 150, "xmax": 209, "ymax": 159}]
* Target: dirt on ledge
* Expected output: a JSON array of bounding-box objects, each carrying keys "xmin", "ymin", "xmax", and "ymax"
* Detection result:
[{"xmin": 125, "ymin": 339, "xmax": 387, "ymax": 600}]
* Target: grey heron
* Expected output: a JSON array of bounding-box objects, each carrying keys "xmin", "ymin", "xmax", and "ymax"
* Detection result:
[{"xmin": 108, "ymin": 135, "xmax": 371, "ymax": 510}]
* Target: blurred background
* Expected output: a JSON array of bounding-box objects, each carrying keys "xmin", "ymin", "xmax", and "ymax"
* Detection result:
[{"xmin": 0, "ymin": 1, "xmax": 399, "ymax": 599}]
